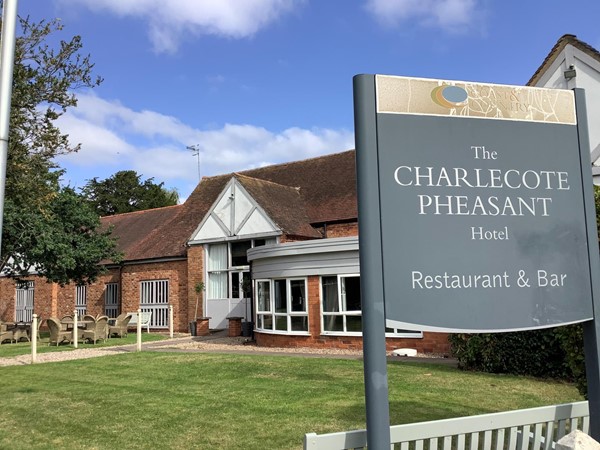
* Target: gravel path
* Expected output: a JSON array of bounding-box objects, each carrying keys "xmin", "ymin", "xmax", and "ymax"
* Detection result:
[
  {"xmin": 0, "ymin": 345, "xmax": 132, "ymax": 366},
  {"xmin": 0, "ymin": 335, "xmax": 453, "ymax": 367}
]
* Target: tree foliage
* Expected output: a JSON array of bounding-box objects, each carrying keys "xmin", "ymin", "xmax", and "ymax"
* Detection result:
[
  {"xmin": 81, "ymin": 170, "xmax": 179, "ymax": 216},
  {"xmin": 0, "ymin": 10, "xmax": 121, "ymax": 284},
  {"xmin": 2, "ymin": 187, "xmax": 121, "ymax": 286}
]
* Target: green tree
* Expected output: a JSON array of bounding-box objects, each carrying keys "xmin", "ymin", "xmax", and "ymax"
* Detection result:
[
  {"xmin": 81, "ymin": 170, "xmax": 179, "ymax": 216},
  {"xmin": 2, "ymin": 187, "xmax": 121, "ymax": 286},
  {"xmin": 0, "ymin": 9, "xmax": 121, "ymax": 284}
]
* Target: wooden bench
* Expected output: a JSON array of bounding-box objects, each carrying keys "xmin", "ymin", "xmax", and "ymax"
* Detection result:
[{"xmin": 127, "ymin": 311, "xmax": 152, "ymax": 333}]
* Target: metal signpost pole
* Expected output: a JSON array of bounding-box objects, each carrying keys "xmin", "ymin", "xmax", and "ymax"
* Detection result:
[
  {"xmin": 0, "ymin": 0, "xmax": 18, "ymax": 255},
  {"xmin": 574, "ymin": 89, "xmax": 600, "ymax": 440},
  {"xmin": 354, "ymin": 74, "xmax": 391, "ymax": 450}
]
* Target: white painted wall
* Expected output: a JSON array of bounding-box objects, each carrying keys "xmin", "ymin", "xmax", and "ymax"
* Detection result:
[{"xmin": 532, "ymin": 44, "xmax": 600, "ymax": 168}]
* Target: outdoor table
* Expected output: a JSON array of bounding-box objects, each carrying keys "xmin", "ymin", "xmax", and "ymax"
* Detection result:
[
  {"xmin": 60, "ymin": 319, "xmax": 93, "ymax": 330},
  {"xmin": 9, "ymin": 322, "xmax": 31, "ymax": 342},
  {"xmin": 60, "ymin": 319, "xmax": 94, "ymax": 347}
]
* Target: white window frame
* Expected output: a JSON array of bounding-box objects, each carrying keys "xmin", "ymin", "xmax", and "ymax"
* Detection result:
[
  {"xmin": 15, "ymin": 281, "xmax": 34, "ymax": 323},
  {"xmin": 206, "ymin": 238, "xmax": 277, "ymax": 300},
  {"xmin": 321, "ymin": 274, "xmax": 362, "ymax": 336},
  {"xmin": 104, "ymin": 282, "xmax": 119, "ymax": 318},
  {"xmin": 75, "ymin": 285, "xmax": 87, "ymax": 317},
  {"xmin": 255, "ymin": 277, "xmax": 309, "ymax": 335},
  {"xmin": 320, "ymin": 274, "xmax": 423, "ymax": 338},
  {"xmin": 139, "ymin": 279, "xmax": 169, "ymax": 329}
]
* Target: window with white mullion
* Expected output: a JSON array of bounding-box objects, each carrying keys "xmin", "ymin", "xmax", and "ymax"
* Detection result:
[
  {"xmin": 75, "ymin": 285, "xmax": 87, "ymax": 317},
  {"xmin": 104, "ymin": 283, "xmax": 119, "ymax": 318},
  {"xmin": 255, "ymin": 278, "xmax": 308, "ymax": 333},
  {"xmin": 321, "ymin": 274, "xmax": 361, "ymax": 334}
]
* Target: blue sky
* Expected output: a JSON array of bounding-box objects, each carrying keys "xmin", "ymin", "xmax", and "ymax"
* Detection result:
[{"xmin": 18, "ymin": 0, "xmax": 600, "ymax": 201}]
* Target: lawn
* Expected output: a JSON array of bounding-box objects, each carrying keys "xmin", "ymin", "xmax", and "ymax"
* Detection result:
[
  {"xmin": 0, "ymin": 352, "xmax": 582, "ymax": 450},
  {"xmin": 0, "ymin": 332, "xmax": 166, "ymax": 358}
]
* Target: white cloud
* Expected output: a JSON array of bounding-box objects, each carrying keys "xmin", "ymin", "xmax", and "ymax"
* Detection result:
[
  {"xmin": 55, "ymin": 92, "xmax": 354, "ymax": 200},
  {"xmin": 365, "ymin": 0, "xmax": 479, "ymax": 31},
  {"xmin": 58, "ymin": 0, "xmax": 305, "ymax": 53}
]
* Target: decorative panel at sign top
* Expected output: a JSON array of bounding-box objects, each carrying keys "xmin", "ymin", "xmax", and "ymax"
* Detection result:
[{"xmin": 376, "ymin": 75, "xmax": 576, "ymax": 124}]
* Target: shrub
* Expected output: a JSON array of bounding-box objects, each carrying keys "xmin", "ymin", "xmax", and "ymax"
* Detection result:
[{"xmin": 449, "ymin": 329, "xmax": 570, "ymax": 380}]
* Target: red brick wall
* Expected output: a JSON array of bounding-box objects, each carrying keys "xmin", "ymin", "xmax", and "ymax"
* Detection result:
[
  {"xmin": 187, "ymin": 245, "xmax": 205, "ymax": 321},
  {"xmin": 0, "ymin": 276, "xmax": 55, "ymax": 323},
  {"xmin": 325, "ymin": 221, "xmax": 358, "ymax": 238},
  {"xmin": 254, "ymin": 275, "xmax": 451, "ymax": 354},
  {"xmin": 121, "ymin": 260, "xmax": 188, "ymax": 331}
]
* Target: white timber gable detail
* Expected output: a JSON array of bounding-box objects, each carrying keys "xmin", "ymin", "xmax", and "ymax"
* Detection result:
[
  {"xmin": 189, "ymin": 178, "xmax": 281, "ymax": 244},
  {"xmin": 531, "ymin": 40, "xmax": 600, "ymax": 172}
]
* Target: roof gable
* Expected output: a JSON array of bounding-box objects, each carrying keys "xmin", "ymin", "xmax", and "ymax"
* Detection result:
[
  {"xmin": 189, "ymin": 177, "xmax": 281, "ymax": 243},
  {"xmin": 528, "ymin": 34, "xmax": 600, "ymax": 87}
]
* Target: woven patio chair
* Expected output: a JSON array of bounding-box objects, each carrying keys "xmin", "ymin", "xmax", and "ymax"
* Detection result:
[
  {"xmin": 82, "ymin": 315, "xmax": 108, "ymax": 344},
  {"xmin": 60, "ymin": 315, "xmax": 73, "ymax": 331},
  {"xmin": 108, "ymin": 313, "xmax": 131, "ymax": 338},
  {"xmin": 47, "ymin": 317, "xmax": 72, "ymax": 346},
  {"xmin": 35, "ymin": 316, "xmax": 43, "ymax": 341},
  {"xmin": 0, "ymin": 321, "xmax": 14, "ymax": 344}
]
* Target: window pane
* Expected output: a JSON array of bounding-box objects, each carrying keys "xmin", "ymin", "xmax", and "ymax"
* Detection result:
[
  {"xmin": 342, "ymin": 277, "xmax": 361, "ymax": 312},
  {"xmin": 346, "ymin": 316, "xmax": 362, "ymax": 332},
  {"xmin": 232, "ymin": 272, "xmax": 240, "ymax": 298},
  {"xmin": 254, "ymin": 239, "xmax": 266, "ymax": 247},
  {"xmin": 290, "ymin": 280, "xmax": 306, "ymax": 312},
  {"xmin": 259, "ymin": 314, "xmax": 272, "ymax": 330},
  {"xmin": 208, "ymin": 272, "xmax": 227, "ymax": 299},
  {"xmin": 257, "ymin": 281, "xmax": 270, "ymax": 312},
  {"xmin": 208, "ymin": 244, "xmax": 227, "ymax": 270},
  {"xmin": 275, "ymin": 315, "xmax": 287, "ymax": 331},
  {"xmin": 322, "ymin": 277, "xmax": 339, "ymax": 312},
  {"xmin": 323, "ymin": 315, "xmax": 344, "ymax": 332},
  {"xmin": 231, "ymin": 241, "xmax": 251, "ymax": 266},
  {"xmin": 274, "ymin": 280, "xmax": 287, "ymax": 313},
  {"xmin": 291, "ymin": 316, "xmax": 308, "ymax": 332}
]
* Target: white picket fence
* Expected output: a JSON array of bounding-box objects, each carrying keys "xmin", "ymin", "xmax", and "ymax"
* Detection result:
[{"xmin": 304, "ymin": 401, "xmax": 589, "ymax": 450}]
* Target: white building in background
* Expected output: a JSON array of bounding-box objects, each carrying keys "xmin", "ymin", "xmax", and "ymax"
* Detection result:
[{"xmin": 528, "ymin": 34, "xmax": 600, "ymax": 182}]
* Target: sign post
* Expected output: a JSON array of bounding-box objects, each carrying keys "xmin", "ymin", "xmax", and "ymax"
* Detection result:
[{"xmin": 354, "ymin": 74, "xmax": 600, "ymax": 447}]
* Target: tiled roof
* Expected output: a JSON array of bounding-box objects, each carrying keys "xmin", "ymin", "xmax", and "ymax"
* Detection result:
[
  {"xmin": 528, "ymin": 34, "xmax": 600, "ymax": 86},
  {"xmin": 102, "ymin": 150, "xmax": 358, "ymax": 262},
  {"xmin": 101, "ymin": 204, "xmax": 186, "ymax": 261},
  {"xmin": 236, "ymin": 174, "xmax": 322, "ymax": 239},
  {"xmin": 236, "ymin": 150, "xmax": 358, "ymax": 224}
]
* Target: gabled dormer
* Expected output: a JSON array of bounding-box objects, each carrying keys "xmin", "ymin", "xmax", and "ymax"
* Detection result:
[{"xmin": 188, "ymin": 177, "xmax": 281, "ymax": 244}]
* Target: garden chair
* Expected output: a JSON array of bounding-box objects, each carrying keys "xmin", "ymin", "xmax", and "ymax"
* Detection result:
[
  {"xmin": 60, "ymin": 315, "xmax": 73, "ymax": 331},
  {"xmin": 0, "ymin": 321, "xmax": 14, "ymax": 344},
  {"xmin": 35, "ymin": 316, "xmax": 43, "ymax": 340},
  {"xmin": 47, "ymin": 317, "xmax": 72, "ymax": 346},
  {"xmin": 83, "ymin": 315, "xmax": 108, "ymax": 344},
  {"xmin": 108, "ymin": 313, "xmax": 131, "ymax": 338}
]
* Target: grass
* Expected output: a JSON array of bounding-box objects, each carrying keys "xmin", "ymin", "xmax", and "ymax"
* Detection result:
[
  {"xmin": 0, "ymin": 352, "xmax": 582, "ymax": 450},
  {"xmin": 0, "ymin": 332, "xmax": 166, "ymax": 358}
]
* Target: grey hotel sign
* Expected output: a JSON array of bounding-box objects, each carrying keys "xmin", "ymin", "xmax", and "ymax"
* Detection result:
[{"xmin": 355, "ymin": 74, "xmax": 597, "ymax": 332}]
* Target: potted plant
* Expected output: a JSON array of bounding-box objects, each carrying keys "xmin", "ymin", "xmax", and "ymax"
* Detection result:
[{"xmin": 190, "ymin": 281, "xmax": 205, "ymax": 336}]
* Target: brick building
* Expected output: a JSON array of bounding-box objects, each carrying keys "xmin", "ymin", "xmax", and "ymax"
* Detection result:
[
  {"xmin": 4, "ymin": 34, "xmax": 597, "ymax": 354},
  {"xmin": 0, "ymin": 149, "xmax": 451, "ymax": 354}
]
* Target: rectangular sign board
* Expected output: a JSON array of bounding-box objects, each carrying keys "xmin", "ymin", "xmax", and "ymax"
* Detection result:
[{"xmin": 355, "ymin": 74, "xmax": 596, "ymax": 332}]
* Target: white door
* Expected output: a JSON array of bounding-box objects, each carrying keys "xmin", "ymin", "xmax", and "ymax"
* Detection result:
[
  {"xmin": 207, "ymin": 271, "xmax": 251, "ymax": 329},
  {"xmin": 229, "ymin": 271, "xmax": 251, "ymax": 322}
]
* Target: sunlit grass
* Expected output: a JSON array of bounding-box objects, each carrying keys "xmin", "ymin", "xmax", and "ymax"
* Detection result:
[{"xmin": 0, "ymin": 352, "xmax": 582, "ymax": 450}]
